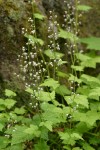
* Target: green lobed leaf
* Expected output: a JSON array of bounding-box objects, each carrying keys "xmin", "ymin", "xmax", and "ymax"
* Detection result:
[
  {"xmin": 32, "ymin": 114, "xmax": 41, "ymax": 126},
  {"xmin": 81, "ymin": 74, "xmax": 100, "ymax": 88},
  {"xmin": 75, "ymin": 122, "xmax": 90, "ymax": 134},
  {"xmin": 24, "ymin": 34, "xmax": 44, "ymax": 46},
  {"xmin": 4, "ymin": 99, "xmax": 16, "ymax": 109},
  {"xmin": 71, "ymin": 133, "xmax": 83, "ymax": 140},
  {"xmin": 41, "ymin": 102, "xmax": 67, "ymax": 124},
  {"xmin": 39, "ymin": 126, "xmax": 49, "ymax": 140},
  {"xmin": 6, "ymin": 125, "xmax": 34, "ymax": 145},
  {"xmin": 9, "ymin": 113, "xmax": 24, "ymax": 122},
  {"xmin": 39, "ymin": 121, "xmax": 53, "ymax": 131},
  {"xmin": 6, "ymin": 144, "xmax": 24, "ymax": 150},
  {"xmin": 14, "ymin": 107, "xmax": 26, "ymax": 115},
  {"xmin": 77, "ymin": 5, "xmax": 92, "ymax": 11},
  {"xmin": 80, "ymin": 37, "xmax": 100, "ymax": 50},
  {"xmin": 34, "ymin": 13, "xmax": 45, "ymax": 20},
  {"xmin": 69, "ymin": 74, "xmax": 82, "ymax": 84},
  {"xmin": 0, "ymin": 105, "xmax": 6, "ymax": 111},
  {"xmin": 73, "ymin": 111, "xmax": 100, "ymax": 126},
  {"xmin": 59, "ymin": 28, "xmax": 78, "ymax": 42},
  {"xmin": 64, "ymin": 94, "xmax": 89, "ymax": 108},
  {"xmin": 71, "ymin": 65, "xmax": 84, "ymax": 71},
  {"xmin": 0, "ymin": 123, "xmax": 4, "ymax": 131},
  {"xmin": 57, "ymin": 60, "xmax": 67, "ymax": 66},
  {"xmin": 44, "ymin": 49, "xmax": 64, "ymax": 59},
  {"xmin": 93, "ymin": 56, "xmax": 100, "ymax": 63},
  {"xmin": 81, "ymin": 142, "xmax": 95, "ymax": 150},
  {"xmin": 40, "ymin": 78, "xmax": 60, "ymax": 90},
  {"xmin": 81, "ymin": 59, "xmax": 96, "ymax": 68},
  {"xmin": 76, "ymin": 86, "xmax": 91, "ymax": 96},
  {"xmin": 56, "ymin": 85, "xmax": 71, "ymax": 96},
  {"xmin": 34, "ymin": 140, "xmax": 50, "ymax": 150},
  {"xmin": 76, "ymin": 53, "xmax": 91, "ymax": 62},
  {"xmin": 58, "ymin": 131, "xmax": 83, "ymax": 146},
  {"xmin": 5, "ymin": 89, "xmax": 16, "ymax": 97},
  {"xmin": 72, "ymin": 147, "xmax": 83, "ymax": 150},
  {"xmin": 52, "ymin": 99, "xmax": 62, "ymax": 106},
  {"xmin": 0, "ymin": 136, "xmax": 10, "ymax": 149},
  {"xmin": 89, "ymin": 136, "xmax": 100, "ymax": 146},
  {"xmin": 25, "ymin": 88, "xmax": 34, "ymax": 94},
  {"xmin": 36, "ymin": 91, "xmax": 55, "ymax": 102},
  {"xmin": 76, "ymin": 53, "xmax": 100, "ymax": 69},
  {"xmin": 90, "ymin": 102, "xmax": 100, "ymax": 111},
  {"xmin": 0, "ymin": 113, "xmax": 10, "ymax": 124},
  {"xmin": 89, "ymin": 87, "xmax": 100, "ymax": 98},
  {"xmin": 0, "ymin": 98, "xmax": 5, "ymax": 110},
  {"xmin": 24, "ymin": 124, "xmax": 40, "ymax": 137},
  {"xmin": 57, "ymin": 71, "xmax": 68, "ymax": 78},
  {"xmin": 74, "ymin": 95, "xmax": 88, "ymax": 108}
]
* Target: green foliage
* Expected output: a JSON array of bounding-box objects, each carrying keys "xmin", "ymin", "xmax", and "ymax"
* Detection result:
[
  {"xmin": 35, "ymin": 90, "xmax": 55, "ymax": 102},
  {"xmin": 77, "ymin": 5, "xmax": 92, "ymax": 11},
  {"xmin": 34, "ymin": 140, "xmax": 49, "ymax": 150},
  {"xmin": 44, "ymin": 49, "xmax": 64, "ymax": 59},
  {"xmin": 65, "ymin": 94, "xmax": 89, "ymax": 108},
  {"xmin": 76, "ymin": 53, "xmax": 99, "ymax": 68},
  {"xmin": 24, "ymin": 33, "xmax": 44, "ymax": 46},
  {"xmin": 58, "ymin": 131, "xmax": 83, "ymax": 146},
  {"xmin": 0, "ymin": 1, "xmax": 100, "ymax": 150},
  {"xmin": 5, "ymin": 89, "xmax": 16, "ymax": 97},
  {"xmin": 58, "ymin": 28, "xmax": 78, "ymax": 42},
  {"xmin": 40, "ymin": 78, "xmax": 60, "ymax": 90},
  {"xmin": 14, "ymin": 107, "xmax": 26, "ymax": 115},
  {"xmin": 34, "ymin": 13, "xmax": 45, "ymax": 20},
  {"xmin": 81, "ymin": 74, "xmax": 100, "ymax": 88},
  {"xmin": 80, "ymin": 37, "xmax": 100, "ymax": 50}
]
